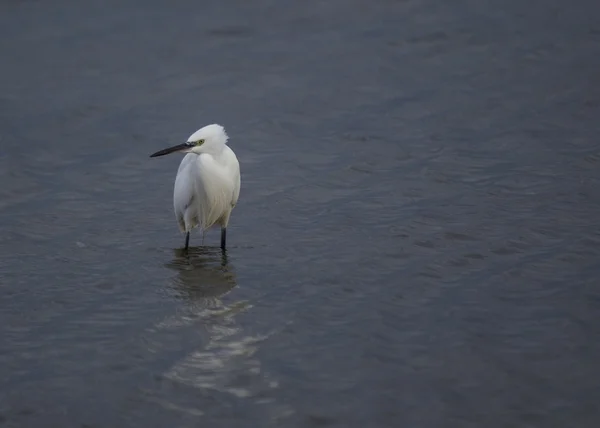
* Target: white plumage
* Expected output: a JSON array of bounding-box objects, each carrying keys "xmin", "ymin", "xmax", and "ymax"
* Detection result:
[{"xmin": 150, "ymin": 124, "xmax": 240, "ymax": 250}]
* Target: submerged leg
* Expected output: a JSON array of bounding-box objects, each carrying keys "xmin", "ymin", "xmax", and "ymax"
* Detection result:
[
  {"xmin": 220, "ymin": 227, "xmax": 227, "ymax": 250},
  {"xmin": 184, "ymin": 232, "xmax": 190, "ymax": 250}
]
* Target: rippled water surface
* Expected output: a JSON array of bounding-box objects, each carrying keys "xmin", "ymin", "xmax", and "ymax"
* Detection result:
[{"xmin": 2, "ymin": 0, "xmax": 600, "ymax": 426}]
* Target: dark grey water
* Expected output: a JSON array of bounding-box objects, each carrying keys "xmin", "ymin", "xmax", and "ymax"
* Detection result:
[{"xmin": 2, "ymin": 0, "xmax": 600, "ymax": 426}]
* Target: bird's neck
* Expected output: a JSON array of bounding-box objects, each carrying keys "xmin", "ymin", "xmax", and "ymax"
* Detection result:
[{"xmin": 199, "ymin": 145, "xmax": 227, "ymax": 159}]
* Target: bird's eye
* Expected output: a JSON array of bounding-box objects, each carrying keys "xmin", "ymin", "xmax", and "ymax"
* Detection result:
[{"xmin": 196, "ymin": 139, "xmax": 205, "ymax": 146}]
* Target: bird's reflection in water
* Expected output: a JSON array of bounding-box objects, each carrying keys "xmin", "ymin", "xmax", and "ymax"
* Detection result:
[
  {"xmin": 165, "ymin": 246, "xmax": 237, "ymax": 306},
  {"xmin": 151, "ymin": 246, "xmax": 292, "ymax": 420}
]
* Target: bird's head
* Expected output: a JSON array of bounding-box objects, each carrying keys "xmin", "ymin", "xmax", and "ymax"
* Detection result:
[{"xmin": 150, "ymin": 124, "xmax": 229, "ymax": 158}]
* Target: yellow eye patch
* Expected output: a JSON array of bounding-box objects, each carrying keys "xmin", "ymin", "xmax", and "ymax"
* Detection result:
[{"xmin": 195, "ymin": 139, "xmax": 205, "ymax": 146}]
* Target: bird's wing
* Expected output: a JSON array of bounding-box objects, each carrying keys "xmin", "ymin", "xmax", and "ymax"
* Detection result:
[
  {"xmin": 232, "ymin": 164, "xmax": 241, "ymax": 207},
  {"xmin": 225, "ymin": 146, "xmax": 241, "ymax": 207}
]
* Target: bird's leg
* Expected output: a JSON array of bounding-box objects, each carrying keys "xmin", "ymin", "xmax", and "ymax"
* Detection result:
[
  {"xmin": 220, "ymin": 227, "xmax": 227, "ymax": 250},
  {"xmin": 202, "ymin": 230, "xmax": 205, "ymax": 245},
  {"xmin": 220, "ymin": 250, "xmax": 229, "ymax": 267},
  {"xmin": 184, "ymin": 232, "xmax": 190, "ymax": 251}
]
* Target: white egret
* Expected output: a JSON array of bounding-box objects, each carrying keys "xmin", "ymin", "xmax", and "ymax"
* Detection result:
[{"xmin": 150, "ymin": 124, "xmax": 240, "ymax": 250}]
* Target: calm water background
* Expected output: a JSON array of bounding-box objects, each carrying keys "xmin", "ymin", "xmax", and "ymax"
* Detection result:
[{"xmin": 1, "ymin": 0, "xmax": 600, "ymax": 426}]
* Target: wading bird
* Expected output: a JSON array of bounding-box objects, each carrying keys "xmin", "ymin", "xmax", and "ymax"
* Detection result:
[{"xmin": 150, "ymin": 124, "xmax": 240, "ymax": 250}]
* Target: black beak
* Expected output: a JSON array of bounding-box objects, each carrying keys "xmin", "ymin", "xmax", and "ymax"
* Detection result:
[{"xmin": 150, "ymin": 143, "xmax": 190, "ymax": 158}]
